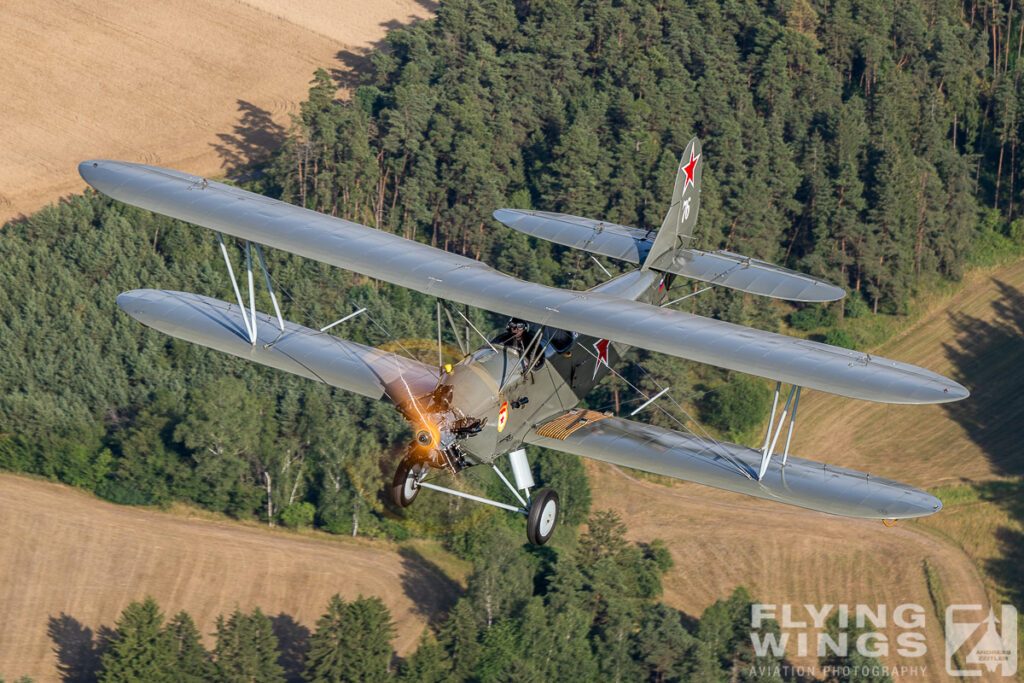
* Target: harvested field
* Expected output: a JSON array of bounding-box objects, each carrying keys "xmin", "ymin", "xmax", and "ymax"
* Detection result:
[
  {"xmin": 0, "ymin": 474, "xmax": 459, "ymax": 681},
  {"xmin": 0, "ymin": 0, "xmax": 436, "ymax": 225}
]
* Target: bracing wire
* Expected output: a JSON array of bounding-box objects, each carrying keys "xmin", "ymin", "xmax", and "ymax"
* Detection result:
[
  {"xmin": 443, "ymin": 301, "xmax": 497, "ymax": 353},
  {"xmin": 576, "ymin": 342, "xmax": 755, "ymax": 480},
  {"xmin": 263, "ymin": 260, "xmax": 422, "ymax": 364}
]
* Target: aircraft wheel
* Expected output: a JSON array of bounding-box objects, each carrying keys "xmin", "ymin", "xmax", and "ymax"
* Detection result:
[
  {"xmin": 526, "ymin": 488, "xmax": 559, "ymax": 546},
  {"xmin": 392, "ymin": 456, "xmax": 425, "ymax": 508}
]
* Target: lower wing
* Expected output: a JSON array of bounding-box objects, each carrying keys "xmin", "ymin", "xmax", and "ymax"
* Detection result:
[
  {"xmin": 525, "ymin": 410, "xmax": 941, "ymax": 519},
  {"xmin": 117, "ymin": 289, "xmax": 439, "ymax": 405}
]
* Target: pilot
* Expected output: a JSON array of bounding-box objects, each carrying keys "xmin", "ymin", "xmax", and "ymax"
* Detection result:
[
  {"xmin": 497, "ymin": 318, "xmax": 551, "ymax": 377},
  {"xmin": 499, "ymin": 318, "xmax": 529, "ymax": 351}
]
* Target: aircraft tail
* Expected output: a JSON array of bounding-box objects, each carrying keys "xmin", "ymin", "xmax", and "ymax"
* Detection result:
[
  {"xmin": 641, "ymin": 137, "xmax": 702, "ymax": 271},
  {"xmin": 493, "ymin": 136, "xmax": 845, "ymax": 302}
]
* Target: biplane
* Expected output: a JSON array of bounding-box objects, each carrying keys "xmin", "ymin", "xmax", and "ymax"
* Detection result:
[{"xmin": 80, "ymin": 138, "xmax": 967, "ymax": 545}]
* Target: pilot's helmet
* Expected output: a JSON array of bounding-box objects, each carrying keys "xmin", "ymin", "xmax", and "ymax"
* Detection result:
[{"xmin": 507, "ymin": 318, "xmax": 529, "ymax": 334}]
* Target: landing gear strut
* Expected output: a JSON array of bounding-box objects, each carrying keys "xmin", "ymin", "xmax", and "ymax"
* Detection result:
[{"xmin": 389, "ymin": 447, "xmax": 560, "ymax": 545}]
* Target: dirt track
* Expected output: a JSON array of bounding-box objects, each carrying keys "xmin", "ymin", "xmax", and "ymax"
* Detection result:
[
  {"xmin": 0, "ymin": 0, "xmax": 435, "ymax": 225},
  {"xmin": 0, "ymin": 474, "xmax": 457, "ymax": 680}
]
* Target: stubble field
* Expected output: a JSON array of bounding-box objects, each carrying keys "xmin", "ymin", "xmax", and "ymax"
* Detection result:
[
  {"xmin": 0, "ymin": 0, "xmax": 435, "ymax": 225},
  {"xmin": 0, "ymin": 473, "xmax": 459, "ymax": 680}
]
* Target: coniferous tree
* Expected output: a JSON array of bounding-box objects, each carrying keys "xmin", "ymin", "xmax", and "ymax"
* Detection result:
[
  {"xmin": 437, "ymin": 602, "xmax": 481, "ymax": 682},
  {"xmin": 819, "ymin": 613, "xmax": 894, "ymax": 683},
  {"xmin": 213, "ymin": 607, "xmax": 285, "ymax": 683},
  {"xmin": 98, "ymin": 597, "xmax": 174, "ymax": 683},
  {"xmin": 163, "ymin": 610, "xmax": 210, "ymax": 680},
  {"xmin": 635, "ymin": 602, "xmax": 697, "ymax": 682},
  {"xmin": 397, "ymin": 635, "xmax": 450, "ymax": 683},
  {"xmin": 304, "ymin": 595, "xmax": 395, "ymax": 683}
]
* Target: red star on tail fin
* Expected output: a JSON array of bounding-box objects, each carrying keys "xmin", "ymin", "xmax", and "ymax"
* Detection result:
[
  {"xmin": 593, "ymin": 338, "xmax": 610, "ymax": 379},
  {"xmin": 681, "ymin": 148, "xmax": 700, "ymax": 195}
]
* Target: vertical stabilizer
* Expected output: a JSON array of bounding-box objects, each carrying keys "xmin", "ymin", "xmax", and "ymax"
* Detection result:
[{"xmin": 642, "ymin": 137, "xmax": 702, "ymax": 270}]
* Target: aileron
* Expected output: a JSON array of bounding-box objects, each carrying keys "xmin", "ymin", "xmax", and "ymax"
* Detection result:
[{"xmin": 525, "ymin": 413, "xmax": 941, "ymax": 520}]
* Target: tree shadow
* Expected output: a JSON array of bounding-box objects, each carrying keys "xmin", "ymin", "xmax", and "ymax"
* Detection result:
[
  {"xmin": 47, "ymin": 614, "xmax": 113, "ymax": 682},
  {"xmin": 210, "ymin": 100, "xmax": 287, "ymax": 177},
  {"xmin": 397, "ymin": 546, "xmax": 463, "ymax": 629},
  {"xmin": 209, "ymin": 1, "xmax": 439, "ymax": 173},
  {"xmin": 941, "ymin": 279, "xmax": 1024, "ymax": 611},
  {"xmin": 941, "ymin": 279, "xmax": 1024, "ymax": 477},
  {"xmin": 330, "ymin": 49, "xmax": 375, "ymax": 92},
  {"xmin": 329, "ymin": 0, "xmax": 439, "ymax": 91},
  {"xmin": 987, "ymin": 522, "xmax": 1024, "ymax": 609},
  {"xmin": 411, "ymin": 0, "xmax": 440, "ymax": 13},
  {"xmin": 270, "ymin": 612, "xmax": 310, "ymax": 682}
]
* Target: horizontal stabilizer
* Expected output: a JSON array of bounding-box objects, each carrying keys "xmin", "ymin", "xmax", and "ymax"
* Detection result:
[
  {"xmin": 117, "ymin": 289, "xmax": 438, "ymax": 404},
  {"xmin": 494, "ymin": 208, "xmax": 844, "ymax": 302},
  {"xmin": 650, "ymin": 249, "xmax": 846, "ymax": 302},
  {"xmin": 493, "ymin": 209, "xmax": 655, "ymax": 263},
  {"xmin": 526, "ymin": 412, "xmax": 941, "ymax": 519}
]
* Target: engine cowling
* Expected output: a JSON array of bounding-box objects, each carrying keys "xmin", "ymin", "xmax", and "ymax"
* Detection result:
[{"xmin": 400, "ymin": 346, "xmax": 519, "ymax": 468}]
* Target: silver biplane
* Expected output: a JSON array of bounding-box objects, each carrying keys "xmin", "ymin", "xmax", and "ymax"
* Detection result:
[{"xmin": 80, "ymin": 138, "xmax": 967, "ymax": 545}]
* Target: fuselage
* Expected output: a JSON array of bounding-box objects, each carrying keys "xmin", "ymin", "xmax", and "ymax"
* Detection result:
[{"xmin": 413, "ymin": 269, "xmax": 672, "ymax": 466}]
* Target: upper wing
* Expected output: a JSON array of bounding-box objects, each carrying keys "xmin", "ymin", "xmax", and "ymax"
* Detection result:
[
  {"xmin": 525, "ymin": 410, "xmax": 941, "ymax": 519},
  {"xmin": 117, "ymin": 289, "xmax": 439, "ymax": 405},
  {"xmin": 80, "ymin": 160, "xmax": 967, "ymax": 405}
]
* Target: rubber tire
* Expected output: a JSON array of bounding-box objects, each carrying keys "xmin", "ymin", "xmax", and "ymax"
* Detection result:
[
  {"xmin": 391, "ymin": 457, "xmax": 424, "ymax": 508},
  {"xmin": 526, "ymin": 488, "xmax": 559, "ymax": 546}
]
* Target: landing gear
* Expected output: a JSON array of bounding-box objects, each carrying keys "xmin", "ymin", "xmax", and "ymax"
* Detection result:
[
  {"xmin": 526, "ymin": 488, "xmax": 559, "ymax": 546},
  {"xmin": 391, "ymin": 455, "xmax": 427, "ymax": 508},
  {"xmin": 391, "ymin": 447, "xmax": 560, "ymax": 545}
]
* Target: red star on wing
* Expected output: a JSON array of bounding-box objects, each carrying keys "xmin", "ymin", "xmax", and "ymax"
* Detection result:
[
  {"xmin": 592, "ymin": 338, "xmax": 610, "ymax": 379},
  {"xmin": 681, "ymin": 147, "xmax": 700, "ymax": 195}
]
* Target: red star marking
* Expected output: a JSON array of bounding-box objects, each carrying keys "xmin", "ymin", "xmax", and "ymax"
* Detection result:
[
  {"xmin": 681, "ymin": 147, "xmax": 700, "ymax": 194},
  {"xmin": 593, "ymin": 338, "xmax": 610, "ymax": 379}
]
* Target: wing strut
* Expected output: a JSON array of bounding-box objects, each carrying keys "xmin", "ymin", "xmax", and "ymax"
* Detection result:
[
  {"xmin": 255, "ymin": 244, "xmax": 286, "ymax": 334},
  {"xmin": 215, "ymin": 233, "xmax": 286, "ymax": 346},
  {"xmin": 757, "ymin": 383, "xmax": 802, "ymax": 480}
]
